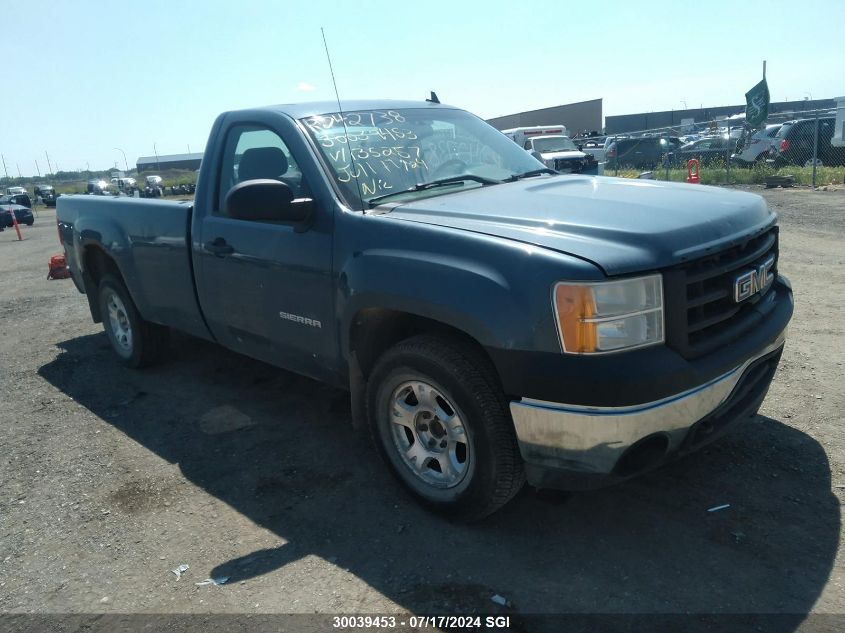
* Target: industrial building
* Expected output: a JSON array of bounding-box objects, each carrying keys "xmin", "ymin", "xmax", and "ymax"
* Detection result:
[
  {"xmin": 605, "ymin": 98, "xmax": 836, "ymax": 134},
  {"xmin": 486, "ymin": 98, "xmax": 603, "ymax": 136},
  {"xmin": 136, "ymin": 152, "xmax": 203, "ymax": 173}
]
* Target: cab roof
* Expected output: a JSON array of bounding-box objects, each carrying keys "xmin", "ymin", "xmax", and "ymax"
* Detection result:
[{"xmin": 233, "ymin": 99, "xmax": 457, "ymax": 120}]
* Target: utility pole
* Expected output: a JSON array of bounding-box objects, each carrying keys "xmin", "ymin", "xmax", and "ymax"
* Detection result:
[
  {"xmin": 45, "ymin": 151, "xmax": 54, "ymax": 175},
  {"xmin": 16, "ymin": 164, "xmax": 22, "ymax": 178},
  {"xmin": 35, "ymin": 160, "xmax": 41, "ymax": 177},
  {"xmin": 114, "ymin": 147, "xmax": 128, "ymax": 172},
  {"xmin": 154, "ymin": 142, "xmax": 160, "ymax": 170},
  {"xmin": 1, "ymin": 153, "xmax": 9, "ymax": 180}
]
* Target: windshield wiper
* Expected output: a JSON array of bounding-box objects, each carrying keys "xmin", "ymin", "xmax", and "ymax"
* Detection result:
[
  {"xmin": 502, "ymin": 168, "xmax": 558, "ymax": 182},
  {"xmin": 367, "ymin": 174, "xmax": 501, "ymax": 208}
]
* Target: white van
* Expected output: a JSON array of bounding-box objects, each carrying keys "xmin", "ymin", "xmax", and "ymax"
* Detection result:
[{"xmin": 501, "ymin": 126, "xmax": 568, "ymax": 151}]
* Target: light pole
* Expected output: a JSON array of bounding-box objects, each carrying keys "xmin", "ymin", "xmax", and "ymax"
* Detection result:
[
  {"xmin": 114, "ymin": 147, "xmax": 129, "ymax": 172},
  {"xmin": 153, "ymin": 143, "xmax": 160, "ymax": 171}
]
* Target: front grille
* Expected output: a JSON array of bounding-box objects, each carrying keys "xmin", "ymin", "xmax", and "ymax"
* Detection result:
[
  {"xmin": 554, "ymin": 158, "xmax": 583, "ymax": 172},
  {"xmin": 664, "ymin": 227, "xmax": 779, "ymax": 359}
]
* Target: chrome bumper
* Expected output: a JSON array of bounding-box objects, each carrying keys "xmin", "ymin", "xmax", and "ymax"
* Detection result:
[{"xmin": 509, "ymin": 334, "xmax": 786, "ymax": 477}]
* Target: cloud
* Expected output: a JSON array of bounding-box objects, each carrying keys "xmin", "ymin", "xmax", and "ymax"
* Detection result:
[{"xmin": 296, "ymin": 81, "xmax": 316, "ymax": 92}]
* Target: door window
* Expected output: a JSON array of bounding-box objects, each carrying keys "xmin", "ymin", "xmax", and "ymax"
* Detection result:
[{"xmin": 216, "ymin": 125, "xmax": 308, "ymax": 216}]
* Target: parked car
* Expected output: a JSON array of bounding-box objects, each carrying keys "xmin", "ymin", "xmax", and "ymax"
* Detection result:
[
  {"xmin": 732, "ymin": 124, "xmax": 782, "ymax": 165},
  {"xmin": 111, "ymin": 177, "xmax": 137, "ymax": 193},
  {"xmin": 670, "ymin": 136, "xmax": 738, "ymax": 167},
  {"xmin": 0, "ymin": 192, "xmax": 32, "ymax": 208},
  {"xmin": 5, "ymin": 186, "xmax": 27, "ymax": 195},
  {"xmin": 0, "ymin": 203, "xmax": 34, "ymax": 227},
  {"xmin": 87, "ymin": 180, "xmax": 110, "ymax": 195},
  {"xmin": 768, "ymin": 117, "xmax": 845, "ymax": 167},
  {"xmin": 526, "ymin": 135, "xmax": 598, "ymax": 174},
  {"xmin": 605, "ymin": 137, "xmax": 680, "ymax": 169},
  {"xmin": 57, "ymin": 99, "xmax": 792, "ymax": 520},
  {"xmin": 35, "ymin": 185, "xmax": 58, "ymax": 207},
  {"xmin": 576, "ymin": 138, "xmax": 606, "ymax": 163},
  {"xmin": 502, "ymin": 128, "xmax": 597, "ymax": 174}
]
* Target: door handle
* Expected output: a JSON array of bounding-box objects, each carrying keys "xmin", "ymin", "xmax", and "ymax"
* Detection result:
[{"xmin": 205, "ymin": 237, "xmax": 234, "ymax": 256}]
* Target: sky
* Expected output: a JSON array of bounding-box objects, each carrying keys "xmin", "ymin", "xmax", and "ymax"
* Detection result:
[{"xmin": 3, "ymin": 0, "xmax": 844, "ymax": 178}]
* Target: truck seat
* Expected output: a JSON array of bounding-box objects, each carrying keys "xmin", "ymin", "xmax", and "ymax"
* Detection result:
[{"xmin": 237, "ymin": 147, "xmax": 303, "ymax": 196}]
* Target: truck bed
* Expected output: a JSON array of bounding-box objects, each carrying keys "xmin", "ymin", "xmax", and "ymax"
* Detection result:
[{"xmin": 57, "ymin": 195, "xmax": 210, "ymax": 339}]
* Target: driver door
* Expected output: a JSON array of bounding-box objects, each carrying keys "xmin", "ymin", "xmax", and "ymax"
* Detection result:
[{"xmin": 195, "ymin": 120, "xmax": 336, "ymax": 381}]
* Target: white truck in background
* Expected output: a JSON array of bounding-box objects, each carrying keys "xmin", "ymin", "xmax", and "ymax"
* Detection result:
[
  {"xmin": 502, "ymin": 126, "xmax": 597, "ymax": 174},
  {"xmin": 502, "ymin": 125, "xmax": 568, "ymax": 150}
]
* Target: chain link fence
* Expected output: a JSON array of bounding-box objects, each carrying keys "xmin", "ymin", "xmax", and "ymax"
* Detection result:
[{"xmin": 580, "ymin": 107, "xmax": 845, "ymax": 188}]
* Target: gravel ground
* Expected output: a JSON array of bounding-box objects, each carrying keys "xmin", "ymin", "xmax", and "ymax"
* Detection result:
[{"xmin": 1, "ymin": 186, "xmax": 843, "ymax": 632}]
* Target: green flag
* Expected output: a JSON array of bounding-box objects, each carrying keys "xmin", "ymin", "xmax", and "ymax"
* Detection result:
[{"xmin": 745, "ymin": 79, "xmax": 770, "ymax": 127}]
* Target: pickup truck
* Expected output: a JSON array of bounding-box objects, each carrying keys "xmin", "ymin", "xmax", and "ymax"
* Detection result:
[{"xmin": 57, "ymin": 99, "xmax": 793, "ymax": 520}]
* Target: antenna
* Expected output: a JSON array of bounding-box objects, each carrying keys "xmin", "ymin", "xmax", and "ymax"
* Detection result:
[
  {"xmin": 321, "ymin": 27, "xmax": 365, "ymax": 211},
  {"xmin": 426, "ymin": 91, "xmax": 440, "ymax": 104}
]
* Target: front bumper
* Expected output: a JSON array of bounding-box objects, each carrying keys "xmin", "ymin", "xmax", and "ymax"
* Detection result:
[{"xmin": 510, "ymin": 333, "xmax": 785, "ymax": 489}]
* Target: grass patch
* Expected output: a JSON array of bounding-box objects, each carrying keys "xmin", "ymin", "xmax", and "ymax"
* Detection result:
[
  {"xmin": 611, "ymin": 163, "xmax": 845, "ymax": 186},
  {"xmin": 45, "ymin": 169, "xmax": 199, "ymax": 196}
]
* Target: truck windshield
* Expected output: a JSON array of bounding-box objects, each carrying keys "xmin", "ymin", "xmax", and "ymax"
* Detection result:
[
  {"xmin": 531, "ymin": 136, "xmax": 578, "ymax": 153},
  {"xmin": 300, "ymin": 108, "xmax": 543, "ymax": 209}
]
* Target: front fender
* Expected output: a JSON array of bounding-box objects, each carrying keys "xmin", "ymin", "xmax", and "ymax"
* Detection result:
[
  {"xmin": 335, "ymin": 212, "xmax": 606, "ymax": 357},
  {"xmin": 339, "ymin": 247, "xmax": 511, "ymax": 351}
]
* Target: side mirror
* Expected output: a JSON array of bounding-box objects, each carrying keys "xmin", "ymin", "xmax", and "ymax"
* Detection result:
[
  {"xmin": 225, "ymin": 179, "xmax": 313, "ymax": 228},
  {"xmin": 529, "ymin": 150, "xmax": 545, "ymax": 163}
]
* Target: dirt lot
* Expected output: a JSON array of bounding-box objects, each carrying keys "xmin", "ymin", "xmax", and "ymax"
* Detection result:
[{"xmin": 1, "ymin": 187, "xmax": 843, "ymax": 632}]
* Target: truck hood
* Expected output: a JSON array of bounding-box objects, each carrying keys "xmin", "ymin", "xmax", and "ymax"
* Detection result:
[{"xmin": 384, "ymin": 175, "xmax": 775, "ymax": 275}]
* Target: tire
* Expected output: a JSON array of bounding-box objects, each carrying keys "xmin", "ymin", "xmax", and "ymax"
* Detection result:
[
  {"xmin": 97, "ymin": 274, "xmax": 168, "ymax": 368},
  {"xmin": 26, "ymin": 219, "xmax": 34, "ymax": 226},
  {"xmin": 804, "ymin": 158, "xmax": 823, "ymax": 168},
  {"xmin": 367, "ymin": 335, "xmax": 525, "ymax": 521}
]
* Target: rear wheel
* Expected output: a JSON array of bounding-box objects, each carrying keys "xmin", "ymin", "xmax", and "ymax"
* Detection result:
[
  {"xmin": 367, "ymin": 335, "xmax": 525, "ymax": 521},
  {"xmin": 98, "ymin": 274, "xmax": 168, "ymax": 368},
  {"xmin": 804, "ymin": 158, "xmax": 823, "ymax": 168}
]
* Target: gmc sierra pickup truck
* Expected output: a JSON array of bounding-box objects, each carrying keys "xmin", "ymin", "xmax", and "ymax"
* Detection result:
[{"xmin": 57, "ymin": 100, "xmax": 793, "ymax": 520}]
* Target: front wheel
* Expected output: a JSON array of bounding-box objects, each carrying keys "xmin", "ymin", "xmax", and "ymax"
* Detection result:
[
  {"xmin": 98, "ymin": 274, "xmax": 169, "ymax": 368},
  {"xmin": 367, "ymin": 335, "xmax": 525, "ymax": 521}
]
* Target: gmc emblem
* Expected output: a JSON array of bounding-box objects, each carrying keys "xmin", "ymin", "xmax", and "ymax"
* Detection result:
[{"xmin": 733, "ymin": 255, "xmax": 775, "ymax": 302}]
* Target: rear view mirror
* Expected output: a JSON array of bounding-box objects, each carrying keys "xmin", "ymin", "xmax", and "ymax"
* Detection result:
[{"xmin": 225, "ymin": 179, "xmax": 313, "ymax": 229}]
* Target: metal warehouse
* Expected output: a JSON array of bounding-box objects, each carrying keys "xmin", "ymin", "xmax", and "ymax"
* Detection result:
[
  {"xmin": 486, "ymin": 98, "xmax": 603, "ymax": 136},
  {"xmin": 605, "ymin": 98, "xmax": 836, "ymax": 134},
  {"xmin": 136, "ymin": 152, "xmax": 203, "ymax": 172}
]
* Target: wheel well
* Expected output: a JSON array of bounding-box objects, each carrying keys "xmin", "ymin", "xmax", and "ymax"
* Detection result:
[
  {"xmin": 349, "ymin": 308, "xmax": 499, "ymax": 384},
  {"xmin": 82, "ymin": 246, "xmax": 122, "ymax": 322},
  {"xmin": 84, "ymin": 246, "xmax": 121, "ymax": 287}
]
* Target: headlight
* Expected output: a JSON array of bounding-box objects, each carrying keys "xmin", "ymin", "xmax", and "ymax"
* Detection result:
[{"xmin": 553, "ymin": 274, "xmax": 664, "ymax": 354}]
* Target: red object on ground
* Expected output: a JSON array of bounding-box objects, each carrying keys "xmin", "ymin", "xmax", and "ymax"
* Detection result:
[
  {"xmin": 47, "ymin": 254, "xmax": 71, "ymax": 280},
  {"xmin": 8, "ymin": 205, "xmax": 23, "ymax": 240},
  {"xmin": 687, "ymin": 159, "xmax": 700, "ymax": 184}
]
